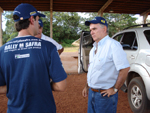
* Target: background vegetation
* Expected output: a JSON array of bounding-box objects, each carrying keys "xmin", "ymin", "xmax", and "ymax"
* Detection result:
[{"xmin": 2, "ymin": 12, "xmax": 142, "ymax": 47}]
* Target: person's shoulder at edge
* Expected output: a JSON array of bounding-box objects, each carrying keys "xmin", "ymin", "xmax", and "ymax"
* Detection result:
[
  {"xmin": 42, "ymin": 34, "xmax": 60, "ymax": 44},
  {"xmin": 107, "ymin": 37, "xmax": 122, "ymax": 47},
  {"xmin": 41, "ymin": 33, "xmax": 51, "ymax": 40},
  {"xmin": 41, "ymin": 34, "xmax": 63, "ymax": 50},
  {"xmin": 40, "ymin": 37, "xmax": 57, "ymax": 49}
]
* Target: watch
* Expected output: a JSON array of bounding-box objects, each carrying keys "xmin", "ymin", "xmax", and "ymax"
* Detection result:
[{"xmin": 113, "ymin": 87, "xmax": 118, "ymax": 93}]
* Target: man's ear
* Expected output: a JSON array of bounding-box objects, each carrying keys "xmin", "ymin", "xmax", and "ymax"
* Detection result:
[
  {"xmin": 104, "ymin": 26, "xmax": 107, "ymax": 32},
  {"xmin": 29, "ymin": 16, "xmax": 34, "ymax": 25}
]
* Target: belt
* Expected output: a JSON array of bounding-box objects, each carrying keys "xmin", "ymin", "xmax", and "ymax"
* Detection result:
[{"xmin": 91, "ymin": 88, "xmax": 105, "ymax": 93}]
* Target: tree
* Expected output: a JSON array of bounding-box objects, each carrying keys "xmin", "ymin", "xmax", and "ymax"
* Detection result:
[
  {"xmin": 2, "ymin": 30, "xmax": 9, "ymax": 44},
  {"xmin": 42, "ymin": 12, "xmax": 84, "ymax": 46},
  {"xmin": 2, "ymin": 11, "xmax": 17, "ymax": 43}
]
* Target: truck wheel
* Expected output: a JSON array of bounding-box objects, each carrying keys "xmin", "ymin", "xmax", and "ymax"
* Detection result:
[{"xmin": 128, "ymin": 77, "xmax": 150, "ymax": 113}]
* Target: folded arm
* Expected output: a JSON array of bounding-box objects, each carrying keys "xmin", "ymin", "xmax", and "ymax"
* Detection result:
[{"xmin": 51, "ymin": 79, "xmax": 67, "ymax": 91}]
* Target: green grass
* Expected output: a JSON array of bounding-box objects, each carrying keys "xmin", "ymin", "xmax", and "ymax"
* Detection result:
[{"xmin": 64, "ymin": 47, "xmax": 79, "ymax": 52}]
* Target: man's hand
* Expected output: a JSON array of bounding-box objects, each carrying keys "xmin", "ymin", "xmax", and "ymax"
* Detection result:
[
  {"xmin": 82, "ymin": 84, "xmax": 89, "ymax": 97},
  {"xmin": 101, "ymin": 88, "xmax": 116, "ymax": 97},
  {"xmin": 101, "ymin": 67, "xmax": 130, "ymax": 97}
]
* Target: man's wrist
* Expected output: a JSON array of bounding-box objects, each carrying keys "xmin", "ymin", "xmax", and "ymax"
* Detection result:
[{"xmin": 113, "ymin": 87, "xmax": 118, "ymax": 93}]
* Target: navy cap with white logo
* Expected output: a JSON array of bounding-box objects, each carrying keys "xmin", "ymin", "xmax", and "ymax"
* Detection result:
[
  {"xmin": 13, "ymin": 3, "xmax": 45, "ymax": 22},
  {"xmin": 85, "ymin": 16, "xmax": 108, "ymax": 27}
]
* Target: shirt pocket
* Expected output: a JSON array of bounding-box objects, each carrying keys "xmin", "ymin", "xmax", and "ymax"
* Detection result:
[{"xmin": 94, "ymin": 58, "xmax": 105, "ymax": 70}]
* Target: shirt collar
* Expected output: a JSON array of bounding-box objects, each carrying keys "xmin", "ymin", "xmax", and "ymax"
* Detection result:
[
  {"xmin": 15, "ymin": 35, "xmax": 32, "ymax": 38},
  {"xmin": 93, "ymin": 35, "xmax": 109, "ymax": 48},
  {"xmin": 41, "ymin": 33, "xmax": 45, "ymax": 39}
]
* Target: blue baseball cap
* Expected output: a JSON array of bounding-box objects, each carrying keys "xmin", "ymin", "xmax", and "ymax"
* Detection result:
[
  {"xmin": 85, "ymin": 16, "xmax": 108, "ymax": 27},
  {"xmin": 38, "ymin": 19, "xmax": 43, "ymax": 27},
  {"xmin": 13, "ymin": 3, "xmax": 45, "ymax": 22}
]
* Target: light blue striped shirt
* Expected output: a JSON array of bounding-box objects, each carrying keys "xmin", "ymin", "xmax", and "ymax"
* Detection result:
[{"xmin": 87, "ymin": 35, "xmax": 130, "ymax": 89}]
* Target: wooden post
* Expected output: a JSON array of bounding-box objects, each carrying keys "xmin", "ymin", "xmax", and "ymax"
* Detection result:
[
  {"xmin": 98, "ymin": 10, "xmax": 103, "ymax": 17},
  {"xmin": 140, "ymin": 9, "xmax": 150, "ymax": 24},
  {"xmin": 0, "ymin": 7, "xmax": 3, "ymax": 47},
  {"xmin": 50, "ymin": 0, "xmax": 53, "ymax": 38},
  {"xmin": 98, "ymin": 0, "xmax": 113, "ymax": 16},
  {"xmin": 143, "ymin": 14, "xmax": 148, "ymax": 24}
]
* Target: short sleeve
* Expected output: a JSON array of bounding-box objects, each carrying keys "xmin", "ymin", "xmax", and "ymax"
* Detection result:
[{"xmin": 112, "ymin": 41, "xmax": 130, "ymax": 71}]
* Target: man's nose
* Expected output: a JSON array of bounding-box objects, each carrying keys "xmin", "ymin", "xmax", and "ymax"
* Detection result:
[{"xmin": 90, "ymin": 30, "xmax": 93, "ymax": 35}]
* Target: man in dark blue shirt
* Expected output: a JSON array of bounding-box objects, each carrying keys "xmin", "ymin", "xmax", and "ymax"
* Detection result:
[{"xmin": 0, "ymin": 3, "xmax": 67, "ymax": 113}]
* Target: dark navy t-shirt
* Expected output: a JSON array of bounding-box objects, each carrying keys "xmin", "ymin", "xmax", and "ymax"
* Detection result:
[{"xmin": 0, "ymin": 36, "xmax": 67, "ymax": 113}]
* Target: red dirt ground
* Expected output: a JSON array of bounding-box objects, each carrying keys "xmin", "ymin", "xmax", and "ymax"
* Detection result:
[{"xmin": 0, "ymin": 52, "xmax": 133, "ymax": 113}]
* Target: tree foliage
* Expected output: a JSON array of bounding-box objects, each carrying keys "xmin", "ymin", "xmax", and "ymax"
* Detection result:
[
  {"xmin": 2, "ymin": 11, "xmax": 138, "ymax": 46},
  {"xmin": 2, "ymin": 11, "xmax": 17, "ymax": 43},
  {"xmin": 41, "ymin": 12, "xmax": 84, "ymax": 46}
]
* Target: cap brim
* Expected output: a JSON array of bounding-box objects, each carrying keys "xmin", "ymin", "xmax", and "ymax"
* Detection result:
[
  {"xmin": 85, "ymin": 20, "xmax": 99, "ymax": 26},
  {"xmin": 37, "ymin": 12, "xmax": 46, "ymax": 17}
]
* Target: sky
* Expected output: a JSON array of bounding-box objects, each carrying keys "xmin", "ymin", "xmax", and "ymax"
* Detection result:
[
  {"xmin": 2, "ymin": 15, "xmax": 7, "ymax": 31},
  {"xmin": 2, "ymin": 13, "xmax": 150, "ymax": 31},
  {"xmin": 133, "ymin": 14, "xmax": 150, "ymax": 23}
]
